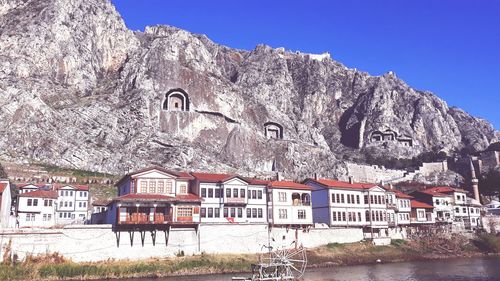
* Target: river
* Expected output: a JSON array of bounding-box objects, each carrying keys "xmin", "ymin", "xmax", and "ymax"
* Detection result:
[{"xmin": 118, "ymin": 257, "xmax": 500, "ymax": 281}]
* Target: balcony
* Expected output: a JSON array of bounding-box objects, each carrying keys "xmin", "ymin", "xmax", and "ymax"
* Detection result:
[{"xmin": 120, "ymin": 213, "xmax": 173, "ymax": 225}]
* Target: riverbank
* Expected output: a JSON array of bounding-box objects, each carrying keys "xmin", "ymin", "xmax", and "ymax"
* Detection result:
[{"xmin": 1, "ymin": 234, "xmax": 498, "ymax": 281}]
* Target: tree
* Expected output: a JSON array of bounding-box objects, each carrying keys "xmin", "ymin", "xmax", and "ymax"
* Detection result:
[
  {"xmin": 0, "ymin": 162, "xmax": 7, "ymax": 178},
  {"xmin": 479, "ymin": 169, "xmax": 500, "ymax": 197}
]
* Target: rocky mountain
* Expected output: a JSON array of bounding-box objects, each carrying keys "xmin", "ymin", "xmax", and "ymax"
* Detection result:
[{"xmin": 0, "ymin": 0, "xmax": 498, "ymax": 180}]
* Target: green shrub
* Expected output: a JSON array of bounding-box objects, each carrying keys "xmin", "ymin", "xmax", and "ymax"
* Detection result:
[
  {"xmin": 391, "ymin": 239, "xmax": 406, "ymax": 247},
  {"xmin": 473, "ymin": 234, "xmax": 500, "ymax": 253}
]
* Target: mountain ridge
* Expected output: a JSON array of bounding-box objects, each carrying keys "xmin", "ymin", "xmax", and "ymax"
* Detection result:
[{"xmin": 0, "ymin": 0, "xmax": 497, "ymax": 181}]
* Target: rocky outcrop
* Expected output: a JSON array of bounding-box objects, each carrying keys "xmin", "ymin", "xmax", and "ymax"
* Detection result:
[{"xmin": 0, "ymin": 0, "xmax": 497, "ymax": 180}]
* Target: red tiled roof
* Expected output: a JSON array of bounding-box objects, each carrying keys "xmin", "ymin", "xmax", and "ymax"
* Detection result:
[
  {"xmin": 174, "ymin": 194, "xmax": 203, "ymax": 202},
  {"xmin": 116, "ymin": 166, "xmax": 194, "ymax": 186},
  {"xmin": 52, "ymin": 184, "xmax": 89, "ymax": 191},
  {"xmin": 0, "ymin": 182, "xmax": 7, "ymax": 193},
  {"xmin": 411, "ymin": 200, "xmax": 434, "ymax": 209},
  {"xmin": 115, "ymin": 193, "xmax": 174, "ymax": 201},
  {"xmin": 191, "ymin": 172, "xmax": 248, "ymax": 184},
  {"xmin": 16, "ymin": 183, "xmax": 46, "ymax": 189},
  {"xmin": 19, "ymin": 190, "xmax": 58, "ymax": 199},
  {"xmin": 268, "ymin": 181, "xmax": 312, "ymax": 190},
  {"xmin": 426, "ymin": 186, "xmax": 468, "ymax": 194},
  {"xmin": 392, "ymin": 189, "xmax": 413, "ymax": 199},
  {"xmin": 309, "ymin": 178, "xmax": 377, "ymax": 190},
  {"xmin": 246, "ymin": 178, "xmax": 271, "ymax": 185},
  {"xmin": 417, "ymin": 189, "xmax": 450, "ymax": 197}
]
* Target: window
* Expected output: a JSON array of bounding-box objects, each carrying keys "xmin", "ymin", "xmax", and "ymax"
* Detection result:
[
  {"xmin": 201, "ymin": 188, "xmax": 207, "ymax": 198},
  {"xmin": 208, "ymin": 208, "xmax": 213, "ymax": 218},
  {"xmin": 141, "ymin": 181, "xmax": 147, "ymax": 193},
  {"xmin": 332, "ymin": 212, "xmax": 337, "ymax": 221},
  {"xmin": 83, "ymin": 202, "xmax": 87, "ymax": 208},
  {"xmin": 298, "ymin": 210, "xmax": 306, "ymax": 219},
  {"xmin": 237, "ymin": 208, "xmax": 243, "ymax": 218},
  {"xmin": 462, "ymin": 207, "xmax": 467, "ymax": 213},
  {"xmin": 336, "ymin": 194, "xmax": 340, "ymax": 203},
  {"xmin": 341, "ymin": 194, "xmax": 345, "ymax": 203},
  {"xmin": 342, "ymin": 212, "xmax": 346, "ymax": 221},
  {"xmin": 49, "ymin": 200, "xmax": 52, "ymax": 206},
  {"xmin": 179, "ymin": 185, "xmax": 187, "ymax": 194},
  {"xmin": 417, "ymin": 210, "xmax": 426, "ymax": 219},
  {"xmin": 348, "ymin": 212, "xmax": 353, "ymax": 221},
  {"xmin": 230, "ymin": 208, "xmax": 236, "ymax": 218},
  {"xmin": 364, "ymin": 195, "xmax": 368, "ymax": 204},
  {"xmin": 27, "ymin": 199, "xmax": 32, "ymax": 206},
  {"xmin": 33, "ymin": 199, "xmax": 38, "ymax": 206},
  {"xmin": 258, "ymin": 208, "xmax": 263, "ymax": 218},
  {"xmin": 247, "ymin": 208, "xmax": 252, "ymax": 218},
  {"xmin": 26, "ymin": 214, "xmax": 30, "ymax": 221},
  {"xmin": 347, "ymin": 195, "xmax": 351, "ymax": 204},
  {"xmin": 165, "ymin": 182, "xmax": 173, "ymax": 193},
  {"xmin": 215, "ymin": 188, "xmax": 221, "ymax": 198},
  {"xmin": 455, "ymin": 207, "xmax": 460, "ymax": 213},
  {"xmin": 48, "ymin": 214, "xmax": 52, "ymax": 220},
  {"xmin": 208, "ymin": 188, "xmax": 214, "ymax": 198},
  {"xmin": 215, "ymin": 208, "xmax": 220, "ymax": 218},
  {"xmin": 240, "ymin": 189, "xmax": 245, "ymax": 198},
  {"xmin": 233, "ymin": 189, "xmax": 238, "ymax": 198},
  {"xmin": 177, "ymin": 207, "xmax": 193, "ymax": 217},
  {"xmin": 157, "ymin": 181, "xmax": 165, "ymax": 193},
  {"xmin": 358, "ymin": 212, "xmax": 362, "ymax": 222},
  {"xmin": 331, "ymin": 194, "xmax": 336, "ymax": 203},
  {"xmin": 79, "ymin": 202, "xmax": 82, "ymax": 208},
  {"xmin": 223, "ymin": 208, "xmax": 228, "ymax": 218},
  {"xmin": 252, "ymin": 190, "xmax": 257, "ymax": 199},
  {"xmin": 70, "ymin": 191, "xmax": 73, "ymax": 196},
  {"xmin": 59, "ymin": 213, "xmax": 63, "ymax": 218},
  {"xmin": 278, "ymin": 192, "xmax": 287, "ymax": 202},
  {"xmin": 43, "ymin": 214, "xmax": 47, "ymax": 221},
  {"xmin": 279, "ymin": 209, "xmax": 287, "ymax": 219},
  {"xmin": 252, "ymin": 208, "xmax": 257, "ymax": 218},
  {"xmin": 226, "ymin": 188, "xmax": 232, "ymax": 198},
  {"xmin": 69, "ymin": 201, "xmax": 72, "ymax": 207},
  {"xmin": 71, "ymin": 214, "xmax": 75, "ymax": 219},
  {"xmin": 356, "ymin": 195, "xmax": 360, "ymax": 204}
]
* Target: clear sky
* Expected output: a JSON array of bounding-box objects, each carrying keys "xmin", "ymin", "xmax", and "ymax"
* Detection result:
[{"xmin": 111, "ymin": 0, "xmax": 499, "ymax": 129}]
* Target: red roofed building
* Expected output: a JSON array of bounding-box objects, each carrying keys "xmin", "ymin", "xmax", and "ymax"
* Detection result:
[
  {"xmin": 106, "ymin": 167, "xmax": 201, "ymax": 230},
  {"xmin": 267, "ymin": 179, "xmax": 313, "ymax": 227},
  {"xmin": 305, "ymin": 178, "xmax": 391, "ymax": 236},
  {"xmin": 16, "ymin": 189, "xmax": 58, "ymax": 228},
  {"xmin": 410, "ymin": 199, "xmax": 435, "ymax": 225},
  {"xmin": 0, "ymin": 180, "xmax": 13, "ymax": 228},
  {"xmin": 190, "ymin": 172, "xmax": 268, "ymax": 225},
  {"xmin": 52, "ymin": 184, "xmax": 90, "ymax": 224}
]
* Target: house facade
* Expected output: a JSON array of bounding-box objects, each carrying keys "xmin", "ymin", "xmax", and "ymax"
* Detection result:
[
  {"xmin": 306, "ymin": 178, "xmax": 389, "ymax": 234},
  {"xmin": 106, "ymin": 167, "xmax": 202, "ymax": 229},
  {"xmin": 53, "ymin": 184, "xmax": 90, "ymax": 224},
  {"xmin": 412, "ymin": 189, "xmax": 454, "ymax": 224},
  {"xmin": 267, "ymin": 180, "xmax": 313, "ymax": 227},
  {"xmin": 0, "ymin": 180, "xmax": 12, "ymax": 228},
  {"xmin": 190, "ymin": 173, "xmax": 267, "ymax": 224},
  {"xmin": 410, "ymin": 199, "xmax": 435, "ymax": 225},
  {"xmin": 393, "ymin": 189, "xmax": 412, "ymax": 226},
  {"xmin": 16, "ymin": 190, "xmax": 57, "ymax": 228}
]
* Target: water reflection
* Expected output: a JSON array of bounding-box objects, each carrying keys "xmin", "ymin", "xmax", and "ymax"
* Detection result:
[{"xmin": 117, "ymin": 257, "xmax": 500, "ymax": 281}]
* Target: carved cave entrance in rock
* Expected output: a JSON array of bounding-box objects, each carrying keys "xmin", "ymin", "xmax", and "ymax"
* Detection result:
[
  {"xmin": 264, "ymin": 122, "xmax": 283, "ymax": 139},
  {"xmin": 163, "ymin": 89, "xmax": 190, "ymax": 112}
]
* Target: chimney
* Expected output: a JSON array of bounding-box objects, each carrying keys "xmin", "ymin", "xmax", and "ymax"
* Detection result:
[
  {"xmin": 389, "ymin": 183, "xmax": 394, "ymax": 190},
  {"xmin": 470, "ymin": 159, "xmax": 480, "ymax": 202},
  {"xmin": 314, "ymin": 173, "xmax": 319, "ymax": 180},
  {"xmin": 277, "ymin": 172, "xmax": 283, "ymax": 182},
  {"xmin": 348, "ymin": 176, "xmax": 354, "ymax": 184}
]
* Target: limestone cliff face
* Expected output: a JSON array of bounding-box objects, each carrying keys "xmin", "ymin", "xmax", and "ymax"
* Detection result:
[{"xmin": 0, "ymin": 0, "xmax": 498, "ymax": 179}]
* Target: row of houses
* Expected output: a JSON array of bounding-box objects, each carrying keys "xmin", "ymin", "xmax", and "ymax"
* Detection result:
[
  {"xmin": 92, "ymin": 167, "xmax": 483, "ymax": 237},
  {"xmin": 0, "ymin": 181, "xmax": 90, "ymax": 228},
  {"xmin": 0, "ymin": 166, "xmax": 484, "ymax": 235}
]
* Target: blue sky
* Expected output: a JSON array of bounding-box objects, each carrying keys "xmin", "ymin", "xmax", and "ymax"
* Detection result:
[{"xmin": 111, "ymin": 0, "xmax": 499, "ymax": 129}]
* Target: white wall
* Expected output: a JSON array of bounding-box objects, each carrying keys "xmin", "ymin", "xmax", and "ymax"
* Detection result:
[
  {"xmin": 0, "ymin": 181, "xmax": 12, "ymax": 228},
  {"xmin": 0, "ymin": 225, "xmax": 364, "ymax": 262}
]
